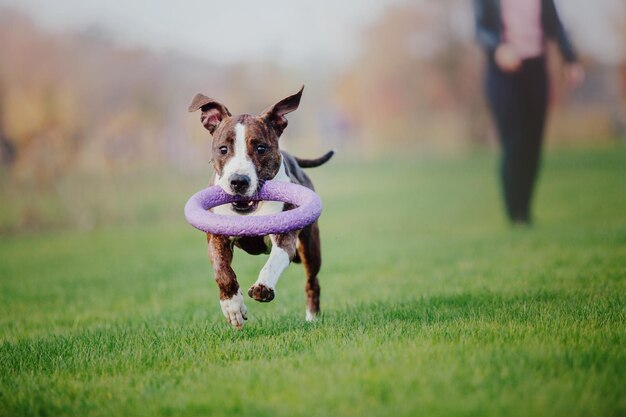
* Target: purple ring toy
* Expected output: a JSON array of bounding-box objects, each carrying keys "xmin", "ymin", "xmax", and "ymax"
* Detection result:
[{"xmin": 184, "ymin": 180, "xmax": 323, "ymax": 236}]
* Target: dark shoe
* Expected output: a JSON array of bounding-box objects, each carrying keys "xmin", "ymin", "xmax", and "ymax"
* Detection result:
[{"xmin": 511, "ymin": 217, "xmax": 532, "ymax": 228}]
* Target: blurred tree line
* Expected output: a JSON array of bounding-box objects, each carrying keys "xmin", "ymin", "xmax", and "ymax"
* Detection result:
[
  {"xmin": 334, "ymin": 1, "xmax": 626, "ymax": 151},
  {"xmin": 0, "ymin": 2, "xmax": 624, "ymax": 185}
]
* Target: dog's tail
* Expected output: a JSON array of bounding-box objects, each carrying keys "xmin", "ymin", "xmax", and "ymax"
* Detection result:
[{"xmin": 294, "ymin": 150, "xmax": 335, "ymax": 168}]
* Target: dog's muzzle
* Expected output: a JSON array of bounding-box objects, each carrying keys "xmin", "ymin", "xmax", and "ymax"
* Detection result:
[{"xmin": 229, "ymin": 174, "xmax": 251, "ymax": 195}]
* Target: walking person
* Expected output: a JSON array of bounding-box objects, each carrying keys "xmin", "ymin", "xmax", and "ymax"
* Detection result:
[{"xmin": 474, "ymin": 0, "xmax": 584, "ymax": 225}]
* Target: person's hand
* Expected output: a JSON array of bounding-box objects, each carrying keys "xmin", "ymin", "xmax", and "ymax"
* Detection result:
[
  {"xmin": 495, "ymin": 44, "xmax": 522, "ymax": 73},
  {"xmin": 565, "ymin": 63, "xmax": 585, "ymax": 88}
]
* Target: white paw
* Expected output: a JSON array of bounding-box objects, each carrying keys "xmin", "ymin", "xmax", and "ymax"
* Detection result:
[
  {"xmin": 220, "ymin": 289, "xmax": 248, "ymax": 329},
  {"xmin": 305, "ymin": 308, "xmax": 318, "ymax": 322}
]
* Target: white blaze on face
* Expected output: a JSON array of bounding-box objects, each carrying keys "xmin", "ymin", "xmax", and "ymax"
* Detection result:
[{"xmin": 216, "ymin": 123, "xmax": 258, "ymax": 196}]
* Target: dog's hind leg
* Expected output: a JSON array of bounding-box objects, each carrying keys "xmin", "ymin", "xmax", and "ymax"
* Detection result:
[{"xmin": 297, "ymin": 221, "xmax": 321, "ymax": 321}]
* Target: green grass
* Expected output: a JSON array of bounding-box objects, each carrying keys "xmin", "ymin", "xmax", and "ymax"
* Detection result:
[{"xmin": 1, "ymin": 146, "xmax": 625, "ymax": 417}]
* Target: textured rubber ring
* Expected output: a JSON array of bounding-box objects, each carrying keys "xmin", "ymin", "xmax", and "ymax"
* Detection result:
[{"xmin": 184, "ymin": 180, "xmax": 322, "ymax": 236}]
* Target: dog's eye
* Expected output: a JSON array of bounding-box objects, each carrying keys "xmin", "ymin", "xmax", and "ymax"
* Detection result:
[
  {"xmin": 218, "ymin": 146, "xmax": 228, "ymax": 155},
  {"xmin": 256, "ymin": 144, "xmax": 267, "ymax": 155}
]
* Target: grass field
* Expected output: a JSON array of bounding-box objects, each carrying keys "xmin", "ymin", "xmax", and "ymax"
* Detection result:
[{"xmin": 1, "ymin": 146, "xmax": 625, "ymax": 417}]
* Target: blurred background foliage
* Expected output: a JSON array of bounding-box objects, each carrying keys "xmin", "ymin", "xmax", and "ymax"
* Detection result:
[{"xmin": 0, "ymin": 1, "xmax": 624, "ymax": 234}]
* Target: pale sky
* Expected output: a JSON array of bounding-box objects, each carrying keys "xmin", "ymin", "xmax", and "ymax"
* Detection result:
[
  {"xmin": 555, "ymin": 0, "xmax": 626, "ymax": 66},
  {"xmin": 0, "ymin": 0, "xmax": 407, "ymax": 68},
  {"xmin": 1, "ymin": 0, "xmax": 624, "ymax": 68}
]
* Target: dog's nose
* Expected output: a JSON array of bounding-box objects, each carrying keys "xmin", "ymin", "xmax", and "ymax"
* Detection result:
[{"xmin": 229, "ymin": 174, "xmax": 251, "ymax": 194}]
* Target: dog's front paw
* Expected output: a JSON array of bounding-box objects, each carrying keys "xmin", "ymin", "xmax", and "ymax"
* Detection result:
[
  {"xmin": 220, "ymin": 289, "xmax": 248, "ymax": 329},
  {"xmin": 248, "ymin": 283, "xmax": 275, "ymax": 303}
]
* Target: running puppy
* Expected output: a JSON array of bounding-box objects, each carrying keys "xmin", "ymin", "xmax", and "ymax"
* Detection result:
[{"xmin": 188, "ymin": 86, "xmax": 333, "ymax": 328}]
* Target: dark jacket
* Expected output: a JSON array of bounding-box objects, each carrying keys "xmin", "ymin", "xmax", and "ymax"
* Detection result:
[{"xmin": 474, "ymin": 0, "xmax": 578, "ymax": 62}]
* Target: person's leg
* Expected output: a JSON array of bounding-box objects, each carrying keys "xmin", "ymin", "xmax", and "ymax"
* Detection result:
[
  {"xmin": 485, "ymin": 59, "xmax": 525, "ymax": 222},
  {"xmin": 517, "ymin": 58, "xmax": 548, "ymax": 223}
]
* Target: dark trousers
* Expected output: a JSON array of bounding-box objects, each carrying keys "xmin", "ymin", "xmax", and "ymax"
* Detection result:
[{"xmin": 485, "ymin": 56, "xmax": 548, "ymax": 223}]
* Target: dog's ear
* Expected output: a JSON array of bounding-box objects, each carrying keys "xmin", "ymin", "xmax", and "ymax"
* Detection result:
[
  {"xmin": 188, "ymin": 93, "xmax": 231, "ymax": 135},
  {"xmin": 260, "ymin": 86, "xmax": 304, "ymax": 137}
]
